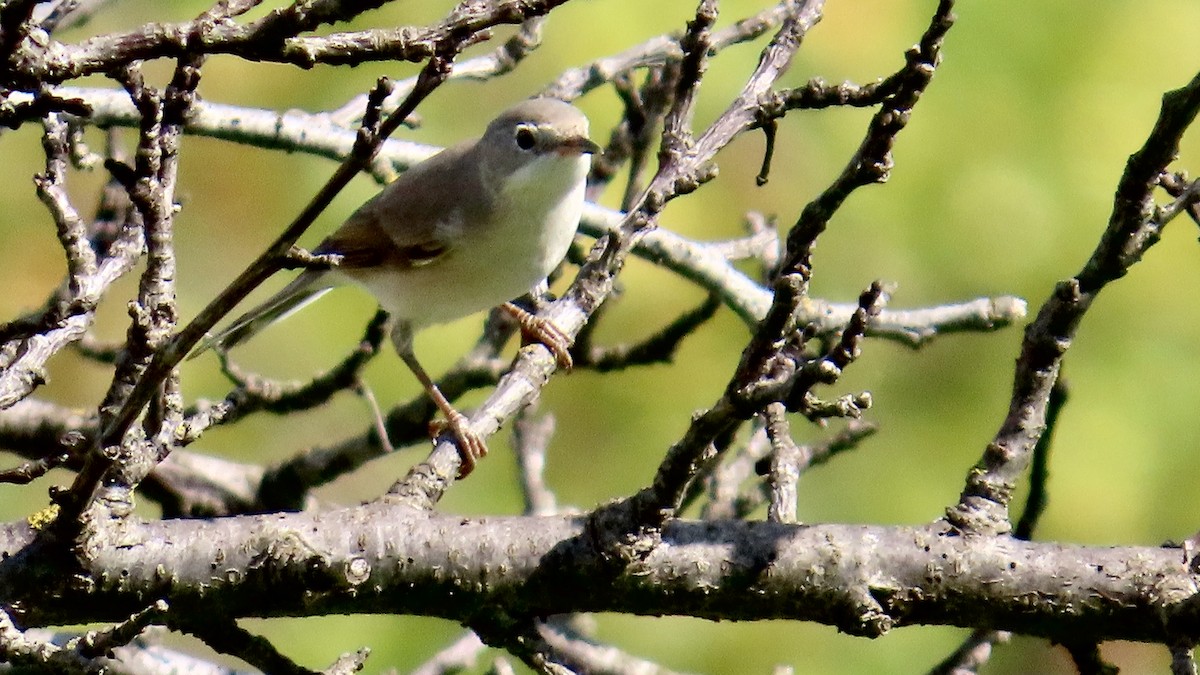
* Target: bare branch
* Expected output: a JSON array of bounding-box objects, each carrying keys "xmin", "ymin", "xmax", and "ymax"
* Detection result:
[
  {"xmin": 179, "ymin": 310, "xmax": 389, "ymax": 443},
  {"xmin": 173, "ymin": 613, "xmax": 325, "ymax": 675},
  {"xmin": 78, "ymin": 600, "xmax": 169, "ymax": 659},
  {"xmin": 763, "ymin": 403, "xmax": 800, "ymax": 523},
  {"xmin": 16, "ymin": 0, "xmax": 573, "ymax": 84},
  {"xmin": 928, "ymin": 629, "xmax": 1008, "ymax": 675},
  {"xmin": 0, "ymin": 605, "xmax": 97, "ymax": 672},
  {"xmin": 1172, "ymin": 643, "xmax": 1198, "ymax": 675},
  {"xmin": 2, "ymin": 512, "xmax": 1198, "ymax": 644},
  {"xmin": 573, "ymin": 293, "xmax": 720, "ymax": 371},
  {"xmin": 512, "ymin": 408, "xmax": 560, "ymax": 517},
  {"xmin": 1063, "ymin": 640, "xmax": 1118, "ymax": 675},
  {"xmin": 948, "ymin": 68, "xmax": 1200, "ymax": 535},
  {"xmin": 332, "ymin": 16, "xmax": 547, "ymax": 125},
  {"xmin": 410, "ymin": 631, "xmax": 487, "ymax": 675},
  {"xmin": 536, "ymin": 619, "xmax": 698, "ymax": 675}
]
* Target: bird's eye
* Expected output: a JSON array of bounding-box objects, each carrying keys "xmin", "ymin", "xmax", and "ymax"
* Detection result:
[{"xmin": 514, "ymin": 126, "xmax": 537, "ymax": 150}]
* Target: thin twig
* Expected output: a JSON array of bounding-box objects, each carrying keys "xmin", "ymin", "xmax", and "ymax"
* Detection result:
[
  {"xmin": 173, "ymin": 613, "xmax": 322, "ymax": 675},
  {"xmin": 948, "ymin": 67, "xmax": 1200, "ymax": 535},
  {"xmin": 574, "ymin": 293, "xmax": 720, "ymax": 371},
  {"xmin": 179, "ymin": 309, "xmax": 389, "ymax": 443},
  {"xmin": 512, "ymin": 408, "xmax": 559, "ymax": 516},
  {"xmin": 763, "ymin": 402, "xmax": 801, "ymax": 523},
  {"xmin": 927, "ymin": 629, "xmax": 1009, "ymax": 675},
  {"xmin": 1012, "ymin": 378, "xmax": 1067, "ymax": 541}
]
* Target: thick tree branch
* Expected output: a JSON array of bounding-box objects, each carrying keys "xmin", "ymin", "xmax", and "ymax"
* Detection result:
[{"xmin": 1, "ymin": 512, "xmax": 1197, "ymax": 644}]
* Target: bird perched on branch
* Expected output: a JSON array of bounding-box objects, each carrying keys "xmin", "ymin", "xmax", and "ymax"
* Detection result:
[{"xmin": 197, "ymin": 97, "xmax": 600, "ymax": 477}]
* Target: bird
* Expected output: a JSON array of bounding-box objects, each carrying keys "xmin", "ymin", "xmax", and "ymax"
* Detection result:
[{"xmin": 196, "ymin": 97, "xmax": 600, "ymax": 477}]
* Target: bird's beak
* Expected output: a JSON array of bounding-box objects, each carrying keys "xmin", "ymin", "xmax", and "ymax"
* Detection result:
[{"xmin": 557, "ymin": 136, "xmax": 602, "ymax": 156}]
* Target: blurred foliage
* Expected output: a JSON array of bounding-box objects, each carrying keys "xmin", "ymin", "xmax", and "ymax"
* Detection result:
[{"xmin": 1, "ymin": 0, "xmax": 1198, "ymax": 673}]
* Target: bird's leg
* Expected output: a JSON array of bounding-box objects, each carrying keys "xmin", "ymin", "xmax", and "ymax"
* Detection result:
[
  {"xmin": 502, "ymin": 302, "xmax": 573, "ymax": 370},
  {"xmin": 398, "ymin": 347, "xmax": 487, "ymax": 478}
]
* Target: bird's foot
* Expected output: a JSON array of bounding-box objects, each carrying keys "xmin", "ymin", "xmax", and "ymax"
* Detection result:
[
  {"xmin": 430, "ymin": 409, "xmax": 488, "ymax": 478},
  {"xmin": 503, "ymin": 302, "xmax": 573, "ymax": 370}
]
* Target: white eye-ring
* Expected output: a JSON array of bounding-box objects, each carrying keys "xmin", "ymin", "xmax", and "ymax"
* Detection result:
[{"xmin": 514, "ymin": 125, "xmax": 537, "ymax": 151}]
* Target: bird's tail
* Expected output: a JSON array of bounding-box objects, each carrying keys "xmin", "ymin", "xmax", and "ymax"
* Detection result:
[{"xmin": 191, "ymin": 271, "xmax": 333, "ymax": 358}]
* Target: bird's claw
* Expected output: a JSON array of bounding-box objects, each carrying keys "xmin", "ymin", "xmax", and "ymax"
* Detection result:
[
  {"xmin": 430, "ymin": 409, "xmax": 488, "ymax": 478},
  {"xmin": 504, "ymin": 303, "xmax": 574, "ymax": 370}
]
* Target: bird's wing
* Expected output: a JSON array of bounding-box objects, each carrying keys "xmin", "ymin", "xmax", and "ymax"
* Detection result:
[
  {"xmin": 316, "ymin": 208, "xmax": 448, "ymax": 269},
  {"xmin": 319, "ymin": 141, "xmax": 486, "ymax": 270}
]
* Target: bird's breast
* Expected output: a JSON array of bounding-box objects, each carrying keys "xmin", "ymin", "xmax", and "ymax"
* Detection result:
[{"xmin": 355, "ymin": 153, "xmax": 588, "ymax": 327}]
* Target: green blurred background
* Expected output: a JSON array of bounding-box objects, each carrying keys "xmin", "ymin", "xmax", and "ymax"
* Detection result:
[{"xmin": 2, "ymin": 0, "xmax": 1199, "ymax": 672}]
